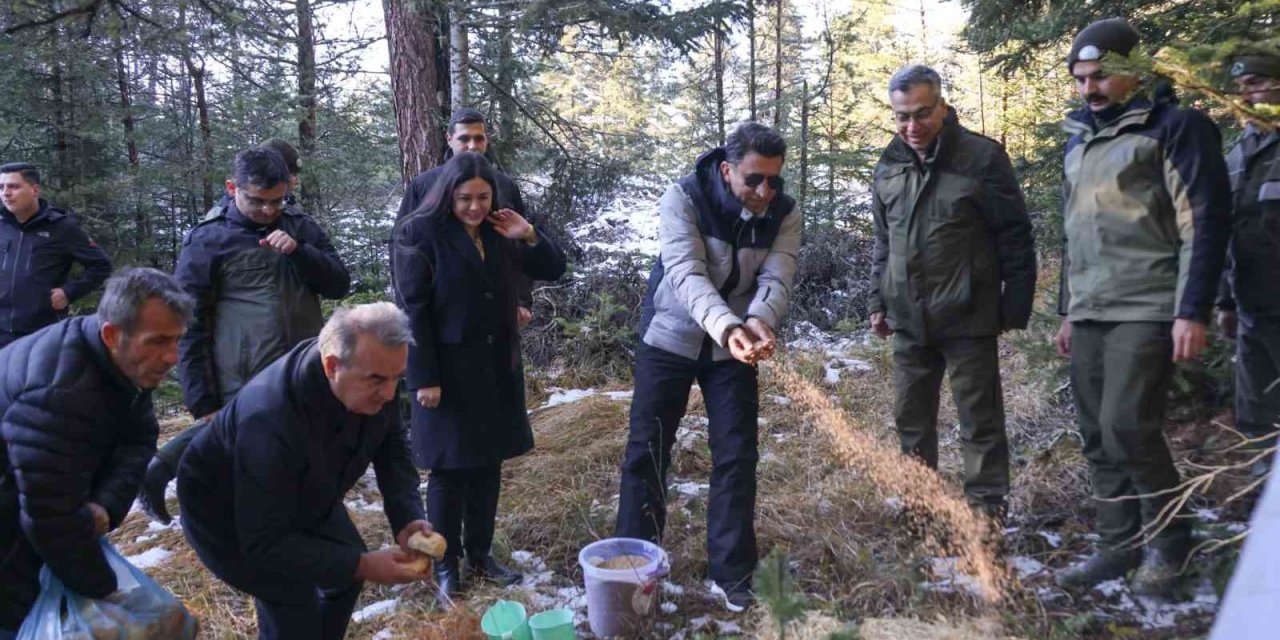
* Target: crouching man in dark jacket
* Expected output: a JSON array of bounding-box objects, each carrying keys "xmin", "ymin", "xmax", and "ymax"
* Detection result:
[
  {"xmin": 177, "ymin": 302, "xmax": 432, "ymax": 640},
  {"xmin": 0, "ymin": 268, "xmax": 193, "ymax": 636}
]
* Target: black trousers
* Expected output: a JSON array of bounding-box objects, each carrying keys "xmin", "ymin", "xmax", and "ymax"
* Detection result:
[
  {"xmin": 427, "ymin": 465, "xmax": 503, "ymax": 560},
  {"xmin": 181, "ymin": 500, "xmax": 365, "ymax": 640},
  {"xmin": 616, "ymin": 341, "xmax": 759, "ymax": 585}
]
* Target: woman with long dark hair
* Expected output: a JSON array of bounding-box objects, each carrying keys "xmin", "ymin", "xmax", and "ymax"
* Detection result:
[{"xmin": 391, "ymin": 152, "xmax": 566, "ymax": 603}]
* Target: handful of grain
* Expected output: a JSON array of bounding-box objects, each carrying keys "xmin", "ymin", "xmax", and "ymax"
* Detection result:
[{"xmin": 595, "ymin": 554, "xmax": 650, "ymax": 570}]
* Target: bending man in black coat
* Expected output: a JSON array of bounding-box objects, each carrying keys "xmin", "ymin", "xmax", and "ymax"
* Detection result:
[
  {"xmin": 177, "ymin": 302, "xmax": 432, "ymax": 640},
  {"xmin": 0, "ymin": 268, "xmax": 193, "ymax": 635}
]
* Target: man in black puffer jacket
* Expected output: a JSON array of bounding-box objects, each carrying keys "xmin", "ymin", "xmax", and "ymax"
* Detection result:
[{"xmin": 0, "ymin": 268, "xmax": 193, "ymax": 635}]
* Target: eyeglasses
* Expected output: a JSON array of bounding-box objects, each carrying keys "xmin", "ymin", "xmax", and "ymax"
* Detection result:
[
  {"xmin": 239, "ymin": 194, "xmax": 286, "ymax": 211},
  {"xmin": 742, "ymin": 173, "xmax": 784, "ymax": 190},
  {"xmin": 893, "ymin": 102, "xmax": 940, "ymax": 124}
]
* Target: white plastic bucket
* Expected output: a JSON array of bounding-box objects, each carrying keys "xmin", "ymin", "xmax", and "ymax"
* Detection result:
[{"xmin": 578, "ymin": 538, "xmax": 669, "ymax": 637}]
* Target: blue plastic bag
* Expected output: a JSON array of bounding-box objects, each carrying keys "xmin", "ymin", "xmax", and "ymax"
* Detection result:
[{"xmin": 16, "ymin": 538, "xmax": 199, "ymax": 640}]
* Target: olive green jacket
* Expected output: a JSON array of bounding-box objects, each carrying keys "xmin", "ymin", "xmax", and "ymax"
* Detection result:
[
  {"xmin": 869, "ymin": 109, "xmax": 1037, "ymax": 344},
  {"xmin": 1056, "ymin": 91, "xmax": 1231, "ymax": 323}
]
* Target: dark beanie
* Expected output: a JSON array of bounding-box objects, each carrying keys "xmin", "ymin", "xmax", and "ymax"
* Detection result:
[
  {"xmin": 1068, "ymin": 18, "xmax": 1141, "ymax": 72},
  {"xmin": 258, "ymin": 138, "xmax": 300, "ymax": 175},
  {"xmin": 1231, "ymin": 54, "xmax": 1280, "ymax": 79}
]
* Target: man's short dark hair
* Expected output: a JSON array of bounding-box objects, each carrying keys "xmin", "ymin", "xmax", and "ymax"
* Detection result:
[
  {"xmin": 0, "ymin": 162, "xmax": 41, "ymax": 187},
  {"xmin": 888, "ymin": 65, "xmax": 943, "ymax": 97},
  {"xmin": 258, "ymin": 139, "xmax": 300, "ymax": 175},
  {"xmin": 724, "ymin": 122, "xmax": 786, "ymax": 163},
  {"xmin": 98, "ymin": 267, "xmax": 195, "ymax": 335},
  {"xmin": 233, "ymin": 147, "xmax": 291, "ymax": 190},
  {"xmin": 448, "ymin": 108, "xmax": 487, "ymax": 133}
]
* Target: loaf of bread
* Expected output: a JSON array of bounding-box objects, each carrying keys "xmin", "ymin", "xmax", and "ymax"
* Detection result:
[{"xmin": 407, "ymin": 531, "xmax": 448, "ymax": 560}]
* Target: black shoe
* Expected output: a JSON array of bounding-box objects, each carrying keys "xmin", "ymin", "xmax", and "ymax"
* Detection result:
[
  {"xmin": 1054, "ymin": 548, "xmax": 1141, "ymax": 589},
  {"xmin": 1131, "ymin": 546, "xmax": 1188, "ymax": 599},
  {"xmin": 434, "ymin": 556, "xmax": 462, "ymax": 606},
  {"xmin": 710, "ymin": 579, "xmax": 754, "ymax": 613},
  {"xmin": 466, "ymin": 554, "xmax": 522, "ymax": 587},
  {"xmin": 138, "ymin": 457, "xmax": 175, "ymax": 525}
]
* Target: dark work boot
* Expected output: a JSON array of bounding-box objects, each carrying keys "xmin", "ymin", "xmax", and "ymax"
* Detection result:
[
  {"xmin": 1054, "ymin": 547, "xmax": 1142, "ymax": 589},
  {"xmin": 467, "ymin": 554, "xmax": 522, "ymax": 587},
  {"xmin": 138, "ymin": 457, "xmax": 175, "ymax": 525},
  {"xmin": 434, "ymin": 556, "xmax": 462, "ymax": 607},
  {"xmin": 1131, "ymin": 546, "xmax": 1189, "ymax": 599}
]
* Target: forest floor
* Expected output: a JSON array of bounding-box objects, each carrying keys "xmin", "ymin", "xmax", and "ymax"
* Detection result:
[{"xmin": 111, "ymin": 310, "xmax": 1262, "ymax": 639}]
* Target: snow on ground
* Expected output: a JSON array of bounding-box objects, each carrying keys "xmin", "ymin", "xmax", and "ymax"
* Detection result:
[
  {"xmin": 126, "ymin": 547, "xmax": 173, "ymax": 570},
  {"xmin": 1092, "ymin": 577, "xmax": 1220, "ymax": 630},
  {"xmin": 919, "ymin": 557, "xmax": 983, "ymax": 597},
  {"xmin": 351, "ymin": 599, "xmax": 398, "ymax": 623},
  {"xmin": 345, "ymin": 495, "xmax": 384, "ymax": 512},
  {"xmin": 1036, "ymin": 531, "xmax": 1063, "ymax": 548},
  {"xmin": 535, "ymin": 387, "xmax": 634, "ymax": 411},
  {"xmin": 1009, "ymin": 556, "xmax": 1047, "ymax": 579},
  {"xmin": 371, "ymin": 630, "xmax": 394, "ymax": 640}
]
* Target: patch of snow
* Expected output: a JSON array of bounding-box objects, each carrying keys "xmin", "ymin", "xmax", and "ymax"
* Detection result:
[
  {"xmin": 661, "ymin": 601, "xmax": 678, "ymax": 614},
  {"xmin": 372, "ymin": 630, "xmax": 394, "ymax": 640},
  {"xmin": 1009, "ymin": 556, "xmax": 1047, "ymax": 578},
  {"xmin": 1224, "ymin": 523, "xmax": 1248, "ymax": 534},
  {"xmin": 675, "ymin": 426, "xmax": 702, "ymax": 450},
  {"xmin": 661, "ymin": 580, "xmax": 685, "ymax": 596},
  {"xmin": 345, "ymin": 496, "xmax": 383, "ymax": 512},
  {"xmin": 769, "ymin": 395, "xmax": 792, "ymax": 406},
  {"xmin": 602, "ymin": 390, "xmax": 633, "ymax": 400},
  {"xmin": 541, "ymin": 388, "xmax": 599, "ymax": 409},
  {"xmin": 164, "ymin": 479, "xmax": 178, "ymax": 499},
  {"xmin": 1036, "ymin": 531, "xmax": 1063, "ymax": 548},
  {"xmin": 920, "ymin": 557, "xmax": 982, "ymax": 597},
  {"xmin": 133, "ymin": 535, "xmax": 156, "ymax": 544},
  {"xmin": 351, "ymin": 599, "xmax": 397, "ymax": 623},
  {"xmin": 1133, "ymin": 581, "xmax": 1219, "ymax": 629},
  {"xmin": 884, "ymin": 497, "xmax": 903, "ymax": 511},
  {"xmin": 1094, "ymin": 578, "xmax": 1127, "ymax": 598},
  {"xmin": 145, "ymin": 516, "xmax": 181, "ymax": 532},
  {"xmin": 673, "ymin": 481, "xmax": 710, "ymax": 497},
  {"xmin": 125, "ymin": 547, "xmax": 172, "ymax": 570},
  {"xmin": 1195, "ymin": 508, "xmax": 1220, "ymax": 522},
  {"xmin": 717, "ymin": 620, "xmax": 744, "ymax": 634}
]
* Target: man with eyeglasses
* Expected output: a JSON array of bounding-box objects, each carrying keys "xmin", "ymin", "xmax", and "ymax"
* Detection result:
[
  {"xmin": 868, "ymin": 65, "xmax": 1036, "ymax": 524},
  {"xmin": 615, "ymin": 122, "xmax": 801, "ymax": 612},
  {"xmin": 139, "ymin": 147, "xmax": 350, "ymax": 524},
  {"xmin": 1052, "ymin": 18, "xmax": 1231, "ymax": 598}
]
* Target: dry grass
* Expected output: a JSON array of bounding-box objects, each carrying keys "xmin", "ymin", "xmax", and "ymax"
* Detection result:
[{"xmin": 107, "ymin": 306, "xmax": 1257, "ymax": 638}]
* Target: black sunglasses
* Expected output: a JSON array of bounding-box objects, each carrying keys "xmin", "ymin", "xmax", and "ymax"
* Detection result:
[{"xmin": 743, "ymin": 173, "xmax": 784, "ymax": 190}]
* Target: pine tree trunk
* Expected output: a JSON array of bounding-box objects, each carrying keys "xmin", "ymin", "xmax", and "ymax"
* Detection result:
[
  {"xmin": 799, "ymin": 80, "xmax": 808, "ymax": 215},
  {"xmin": 773, "ymin": 0, "xmax": 783, "ymax": 129},
  {"xmin": 748, "ymin": 0, "xmax": 757, "ymax": 122},
  {"xmin": 449, "ymin": 4, "xmax": 469, "ymax": 108},
  {"xmin": 297, "ymin": 0, "xmax": 318, "ymax": 206},
  {"xmin": 714, "ymin": 21, "xmax": 725, "ymax": 145},
  {"xmin": 114, "ymin": 40, "xmax": 148, "ymax": 251},
  {"xmin": 383, "ymin": 0, "xmax": 446, "ymax": 182},
  {"xmin": 495, "ymin": 14, "xmax": 516, "ymax": 165},
  {"xmin": 189, "ymin": 60, "xmax": 214, "ymax": 213}
]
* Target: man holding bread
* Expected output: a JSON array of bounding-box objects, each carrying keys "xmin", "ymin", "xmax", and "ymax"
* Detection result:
[{"xmin": 176, "ymin": 303, "xmax": 442, "ymax": 639}]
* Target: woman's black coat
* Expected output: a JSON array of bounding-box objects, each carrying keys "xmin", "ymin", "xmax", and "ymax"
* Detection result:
[{"xmin": 392, "ymin": 213, "xmax": 566, "ymax": 470}]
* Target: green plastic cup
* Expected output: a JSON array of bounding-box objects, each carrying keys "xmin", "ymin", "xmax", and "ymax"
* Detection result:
[
  {"xmin": 528, "ymin": 608, "xmax": 575, "ymax": 640},
  {"xmin": 481, "ymin": 600, "xmax": 532, "ymax": 640}
]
